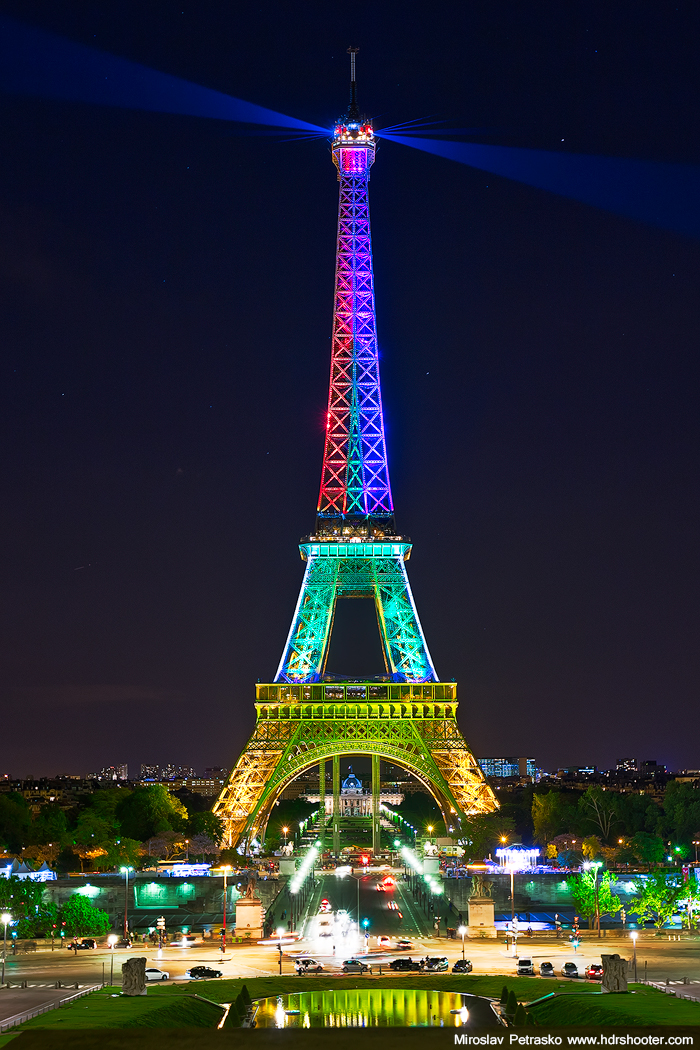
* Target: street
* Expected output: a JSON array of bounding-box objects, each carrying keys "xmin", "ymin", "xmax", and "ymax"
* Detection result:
[{"xmin": 0, "ymin": 871, "xmax": 698, "ymax": 988}]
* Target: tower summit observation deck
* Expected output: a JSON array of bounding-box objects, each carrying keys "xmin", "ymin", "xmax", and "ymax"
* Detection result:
[{"xmin": 214, "ymin": 52, "xmax": 496, "ymax": 852}]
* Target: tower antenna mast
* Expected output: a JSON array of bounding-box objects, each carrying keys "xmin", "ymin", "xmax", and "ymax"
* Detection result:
[{"xmin": 347, "ymin": 46, "xmax": 360, "ymax": 120}]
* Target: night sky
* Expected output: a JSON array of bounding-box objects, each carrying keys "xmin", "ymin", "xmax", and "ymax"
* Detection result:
[{"xmin": 1, "ymin": 1, "xmax": 699, "ymax": 778}]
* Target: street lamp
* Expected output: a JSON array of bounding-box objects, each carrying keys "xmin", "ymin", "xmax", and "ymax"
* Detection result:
[
  {"xmin": 1, "ymin": 913, "xmax": 11, "ymax": 984},
  {"xmin": 120, "ymin": 866, "xmax": 133, "ymax": 941},
  {"xmin": 458, "ymin": 924, "xmax": 467, "ymax": 960},
  {"xmin": 282, "ymin": 827, "xmax": 289, "ymax": 849},
  {"xmin": 221, "ymin": 865, "xmax": 232, "ymax": 953},
  {"xmin": 276, "ymin": 926, "xmax": 285, "ymax": 975},
  {"xmin": 107, "ymin": 933, "xmax": 118, "ymax": 985},
  {"xmin": 631, "ymin": 931, "xmax": 638, "ymax": 982},
  {"xmin": 693, "ymin": 840, "xmax": 700, "ymax": 864}
]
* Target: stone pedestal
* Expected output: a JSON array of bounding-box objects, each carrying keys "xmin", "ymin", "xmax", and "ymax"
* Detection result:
[
  {"xmin": 122, "ymin": 957, "xmax": 147, "ymax": 995},
  {"xmin": 467, "ymin": 896, "xmax": 497, "ymax": 938},
  {"xmin": 235, "ymin": 896, "xmax": 263, "ymax": 940},
  {"xmin": 601, "ymin": 954, "xmax": 628, "ymax": 993}
]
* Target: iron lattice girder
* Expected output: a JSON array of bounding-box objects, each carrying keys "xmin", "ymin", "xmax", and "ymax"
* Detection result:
[
  {"xmin": 274, "ymin": 541, "xmax": 437, "ymax": 684},
  {"xmin": 212, "ymin": 687, "xmax": 498, "ymax": 850},
  {"xmin": 318, "ymin": 164, "xmax": 392, "ymax": 517}
]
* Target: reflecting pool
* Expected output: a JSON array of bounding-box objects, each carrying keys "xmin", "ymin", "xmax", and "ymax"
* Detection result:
[{"xmin": 253, "ymin": 989, "xmax": 500, "ymax": 1028}]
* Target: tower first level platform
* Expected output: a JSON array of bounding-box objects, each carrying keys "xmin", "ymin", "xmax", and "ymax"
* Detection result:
[{"xmin": 213, "ymin": 680, "xmax": 497, "ymax": 853}]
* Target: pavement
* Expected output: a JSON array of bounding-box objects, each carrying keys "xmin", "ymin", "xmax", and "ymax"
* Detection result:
[{"xmin": 0, "ymin": 983, "xmax": 98, "ymax": 1031}]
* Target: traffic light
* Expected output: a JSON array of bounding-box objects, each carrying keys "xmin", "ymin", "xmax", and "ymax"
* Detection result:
[{"xmin": 362, "ymin": 918, "xmax": 370, "ymax": 929}]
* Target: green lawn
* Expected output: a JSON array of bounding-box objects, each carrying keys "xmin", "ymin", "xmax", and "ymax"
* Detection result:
[
  {"xmin": 6, "ymin": 972, "xmax": 700, "ymax": 1037},
  {"xmin": 530, "ymin": 984, "xmax": 700, "ymax": 1027},
  {"xmin": 11, "ymin": 987, "xmax": 223, "ymax": 1031}
]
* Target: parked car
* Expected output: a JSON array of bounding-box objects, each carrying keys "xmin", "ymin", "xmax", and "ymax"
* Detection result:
[
  {"xmin": 561, "ymin": 962, "xmax": 579, "ymax": 978},
  {"xmin": 113, "ymin": 939, "xmax": 132, "ymax": 949},
  {"xmin": 342, "ymin": 958, "xmax": 370, "ymax": 974},
  {"xmin": 295, "ymin": 958, "xmax": 324, "ymax": 974},
  {"xmin": 539, "ymin": 962, "xmax": 555, "ymax": 977},
  {"xmin": 422, "ymin": 957, "xmax": 448, "ymax": 972},
  {"xmin": 395, "ymin": 939, "xmax": 413, "ymax": 951},
  {"xmin": 67, "ymin": 939, "xmax": 97, "ymax": 950},
  {"xmin": 585, "ymin": 964, "xmax": 604, "ymax": 980},
  {"xmin": 389, "ymin": 957, "xmax": 421, "ymax": 972},
  {"xmin": 145, "ymin": 967, "xmax": 170, "ymax": 981},
  {"xmin": 186, "ymin": 965, "xmax": 223, "ymax": 980},
  {"xmin": 452, "ymin": 959, "xmax": 473, "ymax": 973},
  {"xmin": 517, "ymin": 958, "xmax": 534, "ymax": 975}
]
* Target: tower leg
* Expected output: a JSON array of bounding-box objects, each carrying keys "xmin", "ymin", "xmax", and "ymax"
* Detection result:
[
  {"xmin": 333, "ymin": 755, "xmax": 340, "ymax": 856},
  {"xmin": 372, "ymin": 754, "xmax": 381, "ymax": 856},
  {"xmin": 319, "ymin": 759, "xmax": 326, "ymax": 847}
]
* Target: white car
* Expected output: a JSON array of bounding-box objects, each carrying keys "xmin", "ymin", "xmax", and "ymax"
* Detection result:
[
  {"xmin": 145, "ymin": 967, "xmax": 170, "ymax": 981},
  {"xmin": 376, "ymin": 936, "xmax": 391, "ymax": 948}
]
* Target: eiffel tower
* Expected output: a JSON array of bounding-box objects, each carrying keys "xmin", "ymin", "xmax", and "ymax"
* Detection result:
[{"xmin": 214, "ymin": 52, "xmax": 497, "ymax": 853}]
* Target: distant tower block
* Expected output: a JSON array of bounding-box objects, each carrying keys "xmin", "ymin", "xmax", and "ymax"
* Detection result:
[{"xmin": 214, "ymin": 52, "xmax": 497, "ymax": 853}]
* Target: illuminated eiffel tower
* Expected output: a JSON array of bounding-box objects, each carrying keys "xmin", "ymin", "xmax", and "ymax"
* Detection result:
[{"xmin": 214, "ymin": 52, "xmax": 496, "ymax": 853}]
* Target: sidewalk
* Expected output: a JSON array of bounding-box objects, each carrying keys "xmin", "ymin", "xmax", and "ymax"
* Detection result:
[{"xmin": 0, "ymin": 983, "xmax": 100, "ymax": 1031}]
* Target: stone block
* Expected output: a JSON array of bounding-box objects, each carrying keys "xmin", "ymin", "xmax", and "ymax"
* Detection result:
[
  {"xmin": 122, "ymin": 956, "xmax": 147, "ymax": 996},
  {"xmin": 601, "ymin": 954, "xmax": 628, "ymax": 993}
]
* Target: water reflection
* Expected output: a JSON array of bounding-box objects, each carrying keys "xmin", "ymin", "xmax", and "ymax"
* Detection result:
[{"xmin": 256, "ymin": 990, "xmax": 498, "ymax": 1028}]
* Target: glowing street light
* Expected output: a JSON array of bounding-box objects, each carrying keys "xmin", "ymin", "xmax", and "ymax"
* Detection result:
[
  {"xmin": 458, "ymin": 924, "xmax": 467, "ymax": 960},
  {"xmin": 282, "ymin": 827, "xmax": 289, "ymax": 847},
  {"xmin": 1, "ymin": 913, "xmax": 11, "ymax": 984},
  {"xmin": 221, "ymin": 864, "xmax": 232, "ymax": 953}
]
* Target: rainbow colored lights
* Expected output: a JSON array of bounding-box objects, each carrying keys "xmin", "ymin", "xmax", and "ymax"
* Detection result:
[{"xmin": 317, "ymin": 119, "xmax": 391, "ymax": 528}]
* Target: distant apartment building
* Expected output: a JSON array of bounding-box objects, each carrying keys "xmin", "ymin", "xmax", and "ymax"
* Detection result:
[
  {"xmin": 616, "ymin": 758, "xmax": 638, "ymax": 772},
  {"xmin": 89, "ymin": 765, "xmax": 128, "ymax": 781},
  {"xmin": 478, "ymin": 757, "xmax": 536, "ymax": 779},
  {"xmin": 140, "ymin": 764, "xmax": 196, "ymax": 781}
]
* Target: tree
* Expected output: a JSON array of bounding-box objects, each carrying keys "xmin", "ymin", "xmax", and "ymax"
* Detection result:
[
  {"xmin": 115, "ymin": 786, "xmax": 187, "ymax": 841},
  {"xmin": 628, "ymin": 872, "xmax": 682, "ymax": 928},
  {"xmin": 578, "ymin": 787, "xmax": 617, "ymax": 843},
  {"xmin": 568, "ymin": 869, "xmax": 621, "ymax": 930},
  {"xmin": 531, "ymin": 792, "xmax": 576, "ymax": 845},
  {"xmin": 581, "ymin": 836, "xmax": 602, "ymax": 860},
  {"xmin": 29, "ymin": 804, "xmax": 68, "ymax": 849},
  {"xmin": 456, "ymin": 813, "xmax": 515, "ymax": 861},
  {"xmin": 187, "ymin": 811, "xmax": 224, "ymax": 844},
  {"xmin": 60, "ymin": 893, "xmax": 111, "ymax": 938},
  {"xmin": 631, "ymin": 832, "xmax": 665, "ymax": 866},
  {"xmin": 0, "ymin": 794, "xmax": 31, "ymax": 854}
]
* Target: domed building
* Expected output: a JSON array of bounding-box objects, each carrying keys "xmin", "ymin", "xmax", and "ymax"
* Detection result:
[{"xmin": 306, "ymin": 763, "xmax": 403, "ymax": 817}]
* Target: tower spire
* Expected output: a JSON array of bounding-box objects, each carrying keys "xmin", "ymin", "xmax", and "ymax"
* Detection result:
[{"xmin": 347, "ymin": 46, "xmax": 360, "ymax": 121}]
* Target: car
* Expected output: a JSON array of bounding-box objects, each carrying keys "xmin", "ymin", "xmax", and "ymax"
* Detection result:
[
  {"xmin": 561, "ymin": 962, "xmax": 579, "ymax": 978},
  {"xmin": 186, "ymin": 965, "xmax": 223, "ymax": 980},
  {"xmin": 376, "ymin": 936, "xmax": 391, "ymax": 948},
  {"xmin": 452, "ymin": 959, "xmax": 473, "ymax": 973},
  {"xmin": 145, "ymin": 967, "xmax": 170, "ymax": 981},
  {"xmin": 67, "ymin": 939, "xmax": 96, "ymax": 950},
  {"xmin": 585, "ymin": 964, "xmax": 604, "ymax": 980},
  {"xmin": 342, "ymin": 958, "xmax": 370, "ymax": 974},
  {"xmin": 422, "ymin": 957, "xmax": 449, "ymax": 972},
  {"xmin": 113, "ymin": 939, "xmax": 132, "ymax": 948},
  {"xmin": 295, "ymin": 958, "xmax": 324, "ymax": 974},
  {"xmin": 389, "ymin": 957, "xmax": 421, "ymax": 972},
  {"xmin": 395, "ymin": 939, "xmax": 413, "ymax": 951},
  {"xmin": 319, "ymin": 899, "xmax": 332, "ymax": 913},
  {"xmin": 517, "ymin": 958, "xmax": 534, "ymax": 975},
  {"xmin": 539, "ymin": 962, "xmax": 555, "ymax": 977}
]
